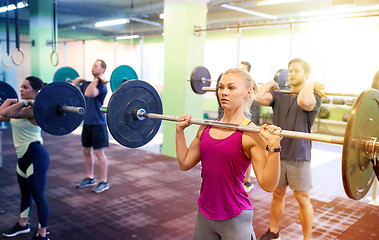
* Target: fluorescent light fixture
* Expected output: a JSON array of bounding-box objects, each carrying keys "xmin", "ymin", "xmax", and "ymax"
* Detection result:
[
  {"xmin": 300, "ymin": 4, "xmax": 379, "ymax": 17},
  {"xmin": 130, "ymin": 17, "xmax": 162, "ymax": 27},
  {"xmin": 0, "ymin": 1, "xmax": 28, "ymax": 13},
  {"xmin": 95, "ymin": 18, "xmax": 130, "ymax": 27},
  {"xmin": 257, "ymin": 0, "xmax": 309, "ymax": 6},
  {"xmin": 116, "ymin": 35, "xmax": 140, "ymax": 40},
  {"xmin": 220, "ymin": 4, "xmax": 278, "ymax": 20}
]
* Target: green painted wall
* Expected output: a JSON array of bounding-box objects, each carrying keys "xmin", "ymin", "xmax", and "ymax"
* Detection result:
[
  {"xmin": 161, "ymin": 0, "xmax": 207, "ymax": 157},
  {"xmin": 29, "ymin": 0, "xmax": 56, "ymax": 83}
]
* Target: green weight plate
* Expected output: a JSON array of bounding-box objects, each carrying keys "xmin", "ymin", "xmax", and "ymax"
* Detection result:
[
  {"xmin": 53, "ymin": 67, "xmax": 79, "ymax": 83},
  {"xmin": 110, "ymin": 65, "xmax": 138, "ymax": 92}
]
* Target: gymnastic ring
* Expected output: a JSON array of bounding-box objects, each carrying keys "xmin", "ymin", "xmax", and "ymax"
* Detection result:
[
  {"xmin": 11, "ymin": 48, "xmax": 24, "ymax": 66},
  {"xmin": 50, "ymin": 50, "xmax": 59, "ymax": 67},
  {"xmin": 2, "ymin": 52, "xmax": 13, "ymax": 67}
]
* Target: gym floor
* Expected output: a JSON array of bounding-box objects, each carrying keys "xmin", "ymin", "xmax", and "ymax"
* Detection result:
[{"xmin": 0, "ymin": 128, "xmax": 378, "ymax": 240}]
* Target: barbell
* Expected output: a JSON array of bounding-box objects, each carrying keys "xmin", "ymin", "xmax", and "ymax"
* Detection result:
[
  {"xmin": 100, "ymin": 79, "xmax": 378, "ymax": 201},
  {"xmin": 53, "ymin": 65, "xmax": 138, "ymax": 92},
  {"xmin": 189, "ymin": 66, "xmax": 362, "ymax": 97},
  {"xmin": 0, "ymin": 81, "xmax": 86, "ymax": 136}
]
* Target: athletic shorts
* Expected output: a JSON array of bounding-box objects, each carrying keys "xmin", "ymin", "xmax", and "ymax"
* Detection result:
[
  {"xmin": 194, "ymin": 210, "xmax": 256, "ymax": 240},
  {"xmin": 81, "ymin": 124, "xmax": 109, "ymax": 149},
  {"xmin": 278, "ymin": 160, "xmax": 312, "ymax": 192}
]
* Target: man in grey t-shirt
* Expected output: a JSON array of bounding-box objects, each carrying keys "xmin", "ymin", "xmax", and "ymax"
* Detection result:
[{"xmin": 254, "ymin": 58, "xmax": 323, "ymax": 240}]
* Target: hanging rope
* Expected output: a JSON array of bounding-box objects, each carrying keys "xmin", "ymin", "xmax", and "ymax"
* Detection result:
[
  {"xmin": 2, "ymin": 0, "xmax": 13, "ymax": 67},
  {"xmin": 50, "ymin": 0, "xmax": 59, "ymax": 66},
  {"xmin": 12, "ymin": 0, "xmax": 24, "ymax": 66}
]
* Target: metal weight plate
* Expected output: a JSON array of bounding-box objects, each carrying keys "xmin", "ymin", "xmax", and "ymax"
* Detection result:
[
  {"xmin": 0, "ymin": 81, "xmax": 18, "ymax": 105},
  {"xmin": 110, "ymin": 65, "xmax": 138, "ymax": 92},
  {"xmin": 53, "ymin": 67, "xmax": 79, "ymax": 83},
  {"xmin": 107, "ymin": 80, "xmax": 162, "ymax": 148},
  {"xmin": 190, "ymin": 66, "xmax": 211, "ymax": 94},
  {"xmin": 372, "ymin": 70, "xmax": 379, "ymax": 90},
  {"xmin": 342, "ymin": 89, "xmax": 379, "ymax": 200},
  {"xmin": 34, "ymin": 82, "xmax": 86, "ymax": 135},
  {"xmin": 273, "ymin": 69, "xmax": 289, "ymax": 90}
]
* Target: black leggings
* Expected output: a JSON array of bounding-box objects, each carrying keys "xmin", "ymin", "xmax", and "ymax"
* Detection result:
[{"xmin": 17, "ymin": 142, "xmax": 49, "ymax": 228}]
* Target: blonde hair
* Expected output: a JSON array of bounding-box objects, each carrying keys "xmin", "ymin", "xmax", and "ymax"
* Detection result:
[{"xmin": 222, "ymin": 68, "xmax": 255, "ymax": 117}]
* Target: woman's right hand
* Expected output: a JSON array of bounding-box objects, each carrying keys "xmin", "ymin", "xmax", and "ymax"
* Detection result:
[{"xmin": 176, "ymin": 114, "xmax": 192, "ymax": 131}]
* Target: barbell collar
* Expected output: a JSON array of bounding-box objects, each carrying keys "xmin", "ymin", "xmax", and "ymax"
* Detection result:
[
  {"xmin": 202, "ymin": 87, "xmax": 216, "ymax": 92},
  {"xmin": 60, "ymin": 105, "xmax": 85, "ymax": 115}
]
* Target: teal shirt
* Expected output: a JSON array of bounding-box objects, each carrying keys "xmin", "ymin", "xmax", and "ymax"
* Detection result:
[{"xmin": 10, "ymin": 118, "xmax": 43, "ymax": 158}]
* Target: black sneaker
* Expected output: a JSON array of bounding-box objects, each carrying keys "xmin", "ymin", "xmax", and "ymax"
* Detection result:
[
  {"xmin": 92, "ymin": 181, "xmax": 110, "ymax": 193},
  {"xmin": 76, "ymin": 177, "xmax": 96, "ymax": 188},
  {"xmin": 2, "ymin": 222, "xmax": 30, "ymax": 237},
  {"xmin": 32, "ymin": 233, "xmax": 50, "ymax": 240},
  {"xmin": 257, "ymin": 229, "xmax": 280, "ymax": 240}
]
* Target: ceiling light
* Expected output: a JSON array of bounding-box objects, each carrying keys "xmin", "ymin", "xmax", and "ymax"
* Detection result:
[
  {"xmin": 0, "ymin": 1, "xmax": 28, "ymax": 13},
  {"xmin": 220, "ymin": 4, "xmax": 278, "ymax": 20},
  {"xmin": 95, "ymin": 18, "xmax": 130, "ymax": 27},
  {"xmin": 116, "ymin": 35, "xmax": 140, "ymax": 40},
  {"xmin": 257, "ymin": 0, "xmax": 309, "ymax": 6},
  {"xmin": 130, "ymin": 17, "xmax": 162, "ymax": 27},
  {"xmin": 159, "ymin": 13, "xmax": 166, "ymax": 19}
]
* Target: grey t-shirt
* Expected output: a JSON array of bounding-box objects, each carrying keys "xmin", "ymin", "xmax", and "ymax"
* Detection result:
[{"xmin": 270, "ymin": 91, "xmax": 321, "ymax": 162}]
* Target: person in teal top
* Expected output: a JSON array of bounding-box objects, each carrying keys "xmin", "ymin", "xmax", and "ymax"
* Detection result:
[{"xmin": 0, "ymin": 76, "xmax": 50, "ymax": 240}]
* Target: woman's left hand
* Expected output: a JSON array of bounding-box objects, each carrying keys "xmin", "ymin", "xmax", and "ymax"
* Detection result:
[{"xmin": 260, "ymin": 124, "xmax": 283, "ymax": 146}]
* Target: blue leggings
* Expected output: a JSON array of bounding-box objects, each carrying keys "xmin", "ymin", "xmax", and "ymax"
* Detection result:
[
  {"xmin": 17, "ymin": 142, "xmax": 49, "ymax": 228},
  {"xmin": 194, "ymin": 210, "xmax": 256, "ymax": 240}
]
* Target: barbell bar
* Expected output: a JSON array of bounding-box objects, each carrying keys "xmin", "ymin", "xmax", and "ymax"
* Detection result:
[
  {"xmin": 102, "ymin": 79, "xmax": 379, "ymax": 200},
  {"xmin": 53, "ymin": 65, "xmax": 139, "ymax": 92},
  {"xmin": 190, "ymin": 66, "xmax": 370, "ymax": 98},
  {"xmin": 0, "ymin": 81, "xmax": 86, "ymax": 136},
  {"xmin": 201, "ymin": 86, "xmax": 359, "ymax": 97}
]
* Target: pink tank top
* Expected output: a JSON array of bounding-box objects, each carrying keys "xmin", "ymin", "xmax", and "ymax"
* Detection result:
[{"xmin": 198, "ymin": 126, "xmax": 253, "ymax": 220}]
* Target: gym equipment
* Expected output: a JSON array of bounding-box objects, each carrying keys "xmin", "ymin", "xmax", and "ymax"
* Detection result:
[
  {"xmin": 189, "ymin": 66, "xmax": 368, "ymax": 98},
  {"xmin": 0, "ymin": 82, "xmax": 18, "ymax": 105},
  {"xmin": 53, "ymin": 65, "xmax": 139, "ymax": 92},
  {"xmin": 273, "ymin": 69, "xmax": 289, "ymax": 89},
  {"xmin": 110, "ymin": 65, "xmax": 139, "ymax": 92},
  {"xmin": 53, "ymin": 67, "xmax": 79, "ymax": 83},
  {"xmin": 101, "ymin": 79, "xmax": 379, "ymax": 200},
  {"xmin": 189, "ymin": 66, "xmax": 212, "ymax": 94},
  {"xmin": 33, "ymin": 82, "xmax": 85, "ymax": 135}
]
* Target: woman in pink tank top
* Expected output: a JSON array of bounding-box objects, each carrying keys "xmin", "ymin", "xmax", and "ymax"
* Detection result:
[{"xmin": 176, "ymin": 68, "xmax": 283, "ymax": 240}]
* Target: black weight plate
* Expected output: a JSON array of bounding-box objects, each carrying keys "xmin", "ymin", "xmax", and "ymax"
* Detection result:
[
  {"xmin": 110, "ymin": 65, "xmax": 138, "ymax": 92},
  {"xmin": 0, "ymin": 81, "xmax": 18, "ymax": 105},
  {"xmin": 107, "ymin": 80, "xmax": 162, "ymax": 148},
  {"xmin": 53, "ymin": 67, "xmax": 79, "ymax": 83},
  {"xmin": 274, "ymin": 69, "xmax": 289, "ymax": 90},
  {"xmin": 190, "ymin": 66, "xmax": 211, "ymax": 94},
  {"xmin": 34, "ymin": 82, "xmax": 85, "ymax": 135}
]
